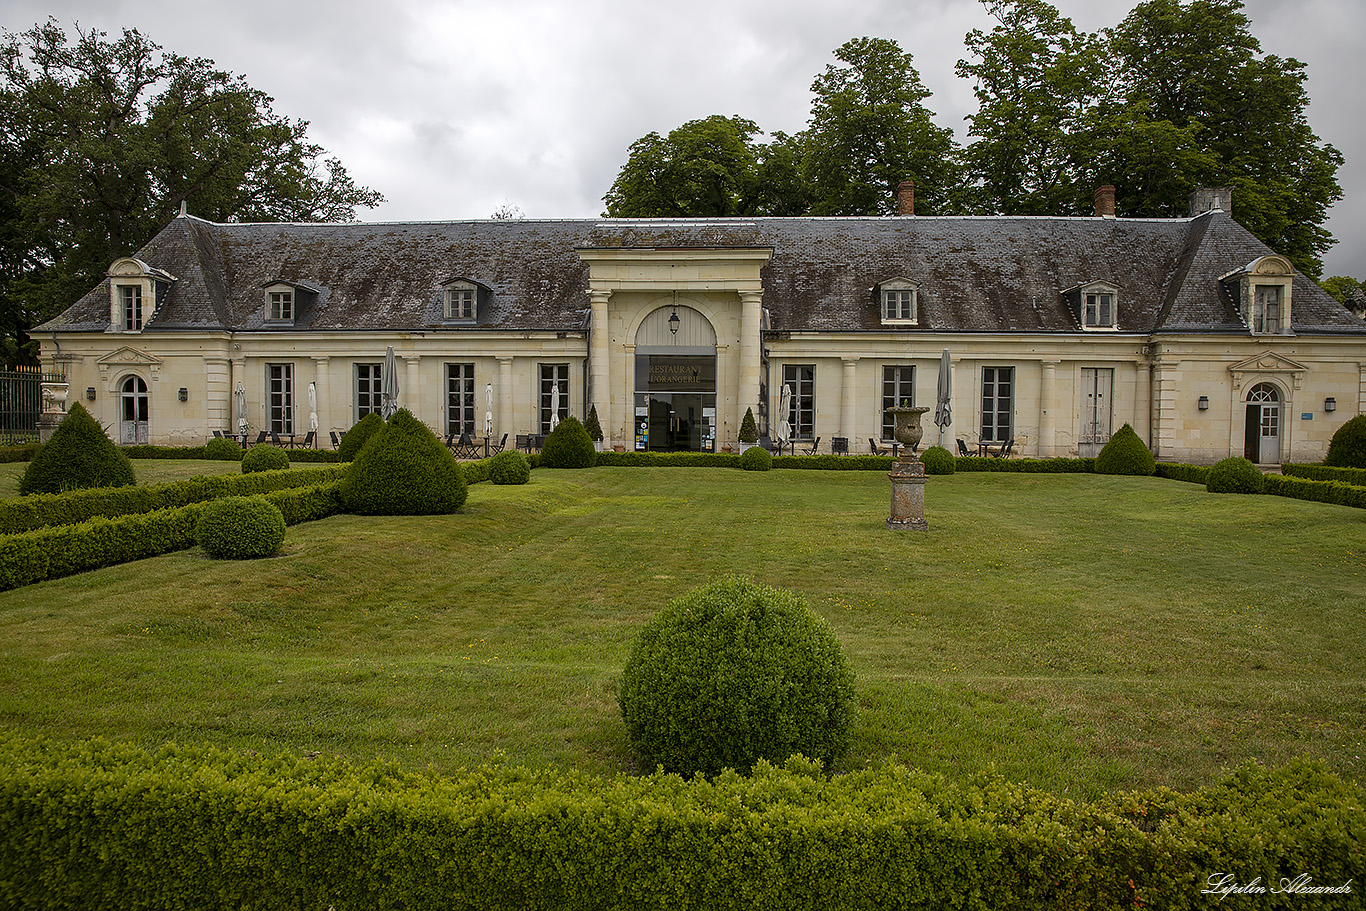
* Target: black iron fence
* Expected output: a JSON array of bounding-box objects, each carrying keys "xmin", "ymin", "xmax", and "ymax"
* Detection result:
[{"xmin": 0, "ymin": 366, "xmax": 65, "ymax": 444}]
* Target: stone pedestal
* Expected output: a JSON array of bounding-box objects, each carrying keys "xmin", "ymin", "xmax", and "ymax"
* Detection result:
[
  {"xmin": 38, "ymin": 381, "xmax": 70, "ymax": 443},
  {"xmin": 886, "ymin": 458, "xmax": 929, "ymax": 531},
  {"xmin": 38, "ymin": 412, "xmax": 64, "ymax": 443}
]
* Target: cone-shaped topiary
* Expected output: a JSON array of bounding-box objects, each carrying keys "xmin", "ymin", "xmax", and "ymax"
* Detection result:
[
  {"xmin": 920, "ymin": 445, "xmax": 955, "ymax": 475},
  {"xmin": 619, "ymin": 576, "xmax": 856, "ymax": 777},
  {"xmin": 338, "ymin": 409, "xmax": 467, "ymax": 514},
  {"xmin": 197, "ymin": 496, "xmax": 286, "ymax": 559},
  {"xmin": 740, "ymin": 445, "xmax": 772, "ymax": 471},
  {"xmin": 1095, "ymin": 423, "xmax": 1156, "ymax": 475},
  {"xmin": 583, "ymin": 405, "xmax": 603, "ymax": 442},
  {"xmin": 204, "ymin": 437, "xmax": 242, "ymax": 461},
  {"xmin": 1206, "ymin": 456, "xmax": 1265, "ymax": 494},
  {"xmin": 337, "ymin": 412, "xmax": 384, "ymax": 462},
  {"xmin": 540, "ymin": 415, "xmax": 595, "ymax": 468},
  {"xmin": 1324, "ymin": 415, "xmax": 1366, "ymax": 468},
  {"xmin": 241, "ymin": 445, "xmax": 289, "ymax": 473},
  {"xmin": 19, "ymin": 403, "xmax": 135, "ymax": 495},
  {"xmin": 488, "ymin": 449, "xmax": 531, "ymax": 485},
  {"xmin": 739, "ymin": 407, "xmax": 759, "ymax": 444}
]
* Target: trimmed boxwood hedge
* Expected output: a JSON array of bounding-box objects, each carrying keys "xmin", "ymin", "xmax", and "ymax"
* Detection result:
[
  {"xmin": 539, "ymin": 416, "xmax": 596, "ymax": 469},
  {"xmin": 20, "ymin": 404, "xmax": 136, "ymax": 495},
  {"xmin": 1283, "ymin": 463, "xmax": 1366, "ymax": 486},
  {"xmin": 920, "ymin": 445, "xmax": 955, "ymax": 475},
  {"xmin": 1095, "ymin": 423, "xmax": 1156, "ymax": 476},
  {"xmin": 1206, "ymin": 457, "xmax": 1265, "ymax": 494},
  {"xmin": 336, "ymin": 413, "xmax": 384, "ymax": 462},
  {"xmin": 241, "ymin": 445, "xmax": 289, "ymax": 474},
  {"xmin": 488, "ymin": 450, "xmax": 531, "ymax": 485},
  {"xmin": 339, "ymin": 409, "xmax": 467, "ymax": 515},
  {"xmin": 0, "ymin": 736, "xmax": 1360, "ymax": 911},
  {"xmin": 196, "ymin": 496, "xmax": 286, "ymax": 559},
  {"xmin": 1324, "ymin": 414, "xmax": 1366, "ymax": 469}
]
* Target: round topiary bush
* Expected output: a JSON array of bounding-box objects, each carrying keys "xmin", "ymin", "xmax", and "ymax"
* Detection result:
[
  {"xmin": 920, "ymin": 445, "xmax": 955, "ymax": 475},
  {"xmin": 539, "ymin": 415, "xmax": 595, "ymax": 468},
  {"xmin": 488, "ymin": 449, "xmax": 531, "ymax": 485},
  {"xmin": 1324, "ymin": 415, "xmax": 1366, "ymax": 468},
  {"xmin": 338, "ymin": 409, "xmax": 467, "ymax": 515},
  {"xmin": 241, "ymin": 444, "xmax": 289, "ymax": 474},
  {"xmin": 619, "ymin": 576, "xmax": 856, "ymax": 777},
  {"xmin": 1095, "ymin": 423, "xmax": 1156, "ymax": 476},
  {"xmin": 196, "ymin": 496, "xmax": 286, "ymax": 559},
  {"xmin": 204, "ymin": 437, "xmax": 242, "ymax": 461},
  {"xmin": 740, "ymin": 445, "xmax": 772, "ymax": 471},
  {"xmin": 1206, "ymin": 456, "xmax": 1265, "ymax": 494},
  {"xmin": 19, "ymin": 403, "xmax": 135, "ymax": 495},
  {"xmin": 337, "ymin": 412, "xmax": 385, "ymax": 462}
]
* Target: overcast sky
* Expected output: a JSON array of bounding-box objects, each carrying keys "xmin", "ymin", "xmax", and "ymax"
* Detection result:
[{"xmin": 4, "ymin": 0, "xmax": 1362, "ymax": 277}]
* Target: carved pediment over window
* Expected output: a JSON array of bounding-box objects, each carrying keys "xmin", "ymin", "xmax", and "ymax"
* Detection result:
[
  {"xmin": 1221, "ymin": 255, "xmax": 1295, "ymax": 335},
  {"xmin": 1228, "ymin": 351, "xmax": 1307, "ymax": 390},
  {"xmin": 874, "ymin": 277, "xmax": 920, "ymax": 325},
  {"xmin": 107, "ymin": 257, "xmax": 176, "ymax": 331},
  {"xmin": 96, "ymin": 346, "xmax": 164, "ymax": 381}
]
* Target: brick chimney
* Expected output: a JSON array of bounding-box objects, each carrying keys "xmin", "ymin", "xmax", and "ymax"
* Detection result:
[
  {"xmin": 897, "ymin": 180, "xmax": 915, "ymax": 216},
  {"xmin": 1094, "ymin": 185, "xmax": 1116, "ymax": 218}
]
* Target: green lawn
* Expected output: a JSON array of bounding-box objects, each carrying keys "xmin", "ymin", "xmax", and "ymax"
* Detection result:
[{"xmin": 0, "ymin": 465, "xmax": 1362, "ymax": 799}]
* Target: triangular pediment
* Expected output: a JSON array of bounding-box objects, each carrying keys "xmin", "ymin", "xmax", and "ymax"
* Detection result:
[
  {"xmin": 96, "ymin": 346, "xmax": 163, "ymax": 368},
  {"xmin": 1227, "ymin": 351, "xmax": 1307, "ymax": 374}
]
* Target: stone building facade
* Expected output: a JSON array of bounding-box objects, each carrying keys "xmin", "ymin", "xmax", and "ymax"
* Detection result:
[{"xmin": 37, "ymin": 190, "xmax": 1366, "ymax": 464}]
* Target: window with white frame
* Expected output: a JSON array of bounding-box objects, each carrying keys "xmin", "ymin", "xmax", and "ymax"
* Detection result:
[
  {"xmin": 267, "ymin": 289, "xmax": 294, "ymax": 322},
  {"xmin": 1084, "ymin": 291, "xmax": 1116, "ymax": 329},
  {"xmin": 355, "ymin": 363, "xmax": 383, "ymax": 421},
  {"xmin": 445, "ymin": 285, "xmax": 476, "ymax": 321},
  {"xmin": 1253, "ymin": 285, "xmax": 1282, "ymax": 334},
  {"xmin": 118, "ymin": 285, "xmax": 143, "ymax": 331},
  {"xmin": 267, "ymin": 364, "xmax": 294, "ymax": 434},
  {"xmin": 879, "ymin": 279, "xmax": 919, "ymax": 324},
  {"xmin": 446, "ymin": 363, "xmax": 476, "ymax": 436},
  {"xmin": 981, "ymin": 366, "xmax": 1013, "ymax": 443},
  {"xmin": 539, "ymin": 364, "xmax": 568, "ymax": 436},
  {"xmin": 881, "ymin": 365, "xmax": 915, "ymax": 441},
  {"xmin": 782, "ymin": 364, "xmax": 815, "ymax": 440}
]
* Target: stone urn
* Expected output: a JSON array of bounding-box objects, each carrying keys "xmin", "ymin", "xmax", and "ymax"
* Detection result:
[
  {"xmin": 886, "ymin": 405, "xmax": 931, "ymax": 460},
  {"xmin": 884, "ymin": 405, "xmax": 932, "ymax": 531}
]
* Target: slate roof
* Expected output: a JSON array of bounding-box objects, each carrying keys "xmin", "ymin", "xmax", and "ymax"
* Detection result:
[{"xmin": 40, "ymin": 211, "xmax": 1366, "ymax": 337}]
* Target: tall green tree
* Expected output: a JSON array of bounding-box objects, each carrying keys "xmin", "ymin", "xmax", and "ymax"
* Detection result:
[
  {"xmin": 0, "ymin": 19, "xmax": 384, "ymax": 361},
  {"xmin": 603, "ymin": 115, "xmax": 765, "ymax": 218},
  {"xmin": 803, "ymin": 38, "xmax": 961, "ymax": 215},
  {"xmin": 1106, "ymin": 0, "xmax": 1342, "ymax": 276}
]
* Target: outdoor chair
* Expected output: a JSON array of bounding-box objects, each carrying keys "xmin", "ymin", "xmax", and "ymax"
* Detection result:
[
  {"xmin": 251, "ymin": 431, "xmax": 268, "ymax": 447},
  {"xmin": 801, "ymin": 437, "xmax": 821, "ymax": 455},
  {"xmin": 299, "ymin": 431, "xmax": 316, "ymax": 449},
  {"xmin": 831, "ymin": 437, "xmax": 849, "ymax": 455},
  {"xmin": 996, "ymin": 438, "xmax": 1015, "ymax": 458},
  {"xmin": 516, "ymin": 434, "xmax": 531, "ymax": 453},
  {"xmin": 869, "ymin": 438, "xmax": 886, "ymax": 455},
  {"xmin": 212, "ymin": 430, "xmax": 223, "ymax": 439},
  {"xmin": 270, "ymin": 431, "xmax": 288, "ymax": 448},
  {"xmin": 957, "ymin": 439, "xmax": 971, "ymax": 457},
  {"xmin": 329, "ymin": 431, "xmax": 341, "ymax": 450},
  {"xmin": 490, "ymin": 433, "xmax": 508, "ymax": 455},
  {"xmin": 454, "ymin": 432, "xmax": 478, "ymax": 459},
  {"xmin": 444, "ymin": 431, "xmax": 459, "ymax": 451}
]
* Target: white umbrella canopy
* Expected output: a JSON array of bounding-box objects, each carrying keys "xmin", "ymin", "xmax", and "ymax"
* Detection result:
[
  {"xmin": 484, "ymin": 382, "xmax": 494, "ymax": 436},
  {"xmin": 775, "ymin": 383, "xmax": 792, "ymax": 447},
  {"xmin": 548, "ymin": 381, "xmax": 561, "ymax": 432},
  {"xmin": 308, "ymin": 381, "xmax": 319, "ymax": 433},
  {"xmin": 234, "ymin": 382, "xmax": 248, "ymax": 436},
  {"xmin": 380, "ymin": 346, "xmax": 399, "ymax": 419},
  {"xmin": 934, "ymin": 348, "xmax": 952, "ymax": 441}
]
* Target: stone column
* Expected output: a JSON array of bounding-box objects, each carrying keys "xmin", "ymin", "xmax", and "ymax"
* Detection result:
[
  {"xmin": 590, "ymin": 290, "xmax": 612, "ymax": 447},
  {"xmin": 1039, "ymin": 360, "xmax": 1058, "ymax": 458},
  {"xmin": 841, "ymin": 357, "xmax": 858, "ymax": 444},
  {"xmin": 498, "ymin": 356, "xmax": 514, "ymax": 438},
  {"xmin": 404, "ymin": 356, "xmax": 421, "ymax": 421},
  {"xmin": 312, "ymin": 356, "xmax": 330, "ymax": 436},
  {"xmin": 738, "ymin": 291, "xmax": 763, "ymax": 430}
]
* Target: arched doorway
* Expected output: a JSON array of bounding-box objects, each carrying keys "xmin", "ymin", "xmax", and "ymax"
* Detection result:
[
  {"xmin": 633, "ymin": 305, "xmax": 717, "ymax": 451},
  {"xmin": 120, "ymin": 375, "xmax": 149, "ymax": 444},
  {"xmin": 1244, "ymin": 382, "xmax": 1280, "ymax": 464}
]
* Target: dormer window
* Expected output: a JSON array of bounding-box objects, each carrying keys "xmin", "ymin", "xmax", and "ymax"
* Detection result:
[
  {"xmin": 446, "ymin": 287, "xmax": 475, "ymax": 320},
  {"xmin": 268, "ymin": 289, "xmax": 294, "ymax": 322},
  {"xmin": 119, "ymin": 285, "xmax": 143, "ymax": 331},
  {"xmin": 1065, "ymin": 281, "xmax": 1120, "ymax": 331},
  {"xmin": 1221, "ymin": 255, "xmax": 1293, "ymax": 336},
  {"xmin": 107, "ymin": 257, "xmax": 174, "ymax": 332},
  {"xmin": 877, "ymin": 278, "xmax": 919, "ymax": 325}
]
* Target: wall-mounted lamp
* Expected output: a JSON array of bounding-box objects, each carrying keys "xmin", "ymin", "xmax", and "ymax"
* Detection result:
[
  {"xmin": 1325, "ymin": 397, "xmax": 1337, "ymax": 412},
  {"xmin": 178, "ymin": 387, "xmax": 188, "ymax": 402},
  {"xmin": 1197, "ymin": 395, "xmax": 1210, "ymax": 411},
  {"xmin": 668, "ymin": 306, "xmax": 680, "ymax": 336},
  {"xmin": 86, "ymin": 387, "xmax": 96, "ymax": 401}
]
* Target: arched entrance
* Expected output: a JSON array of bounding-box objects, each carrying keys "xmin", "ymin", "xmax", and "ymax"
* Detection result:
[
  {"xmin": 633, "ymin": 305, "xmax": 717, "ymax": 451},
  {"xmin": 119, "ymin": 375, "xmax": 149, "ymax": 444},
  {"xmin": 1243, "ymin": 382, "xmax": 1281, "ymax": 464}
]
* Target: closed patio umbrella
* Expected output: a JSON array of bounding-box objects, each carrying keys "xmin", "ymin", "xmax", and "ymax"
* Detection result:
[
  {"xmin": 485, "ymin": 382, "xmax": 494, "ymax": 437},
  {"xmin": 234, "ymin": 382, "xmax": 248, "ymax": 437},
  {"xmin": 934, "ymin": 348, "xmax": 952, "ymax": 444},
  {"xmin": 775, "ymin": 383, "xmax": 792, "ymax": 452},
  {"xmin": 548, "ymin": 380, "xmax": 561, "ymax": 432},
  {"xmin": 381, "ymin": 346, "xmax": 399, "ymax": 419},
  {"xmin": 308, "ymin": 381, "xmax": 319, "ymax": 433}
]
